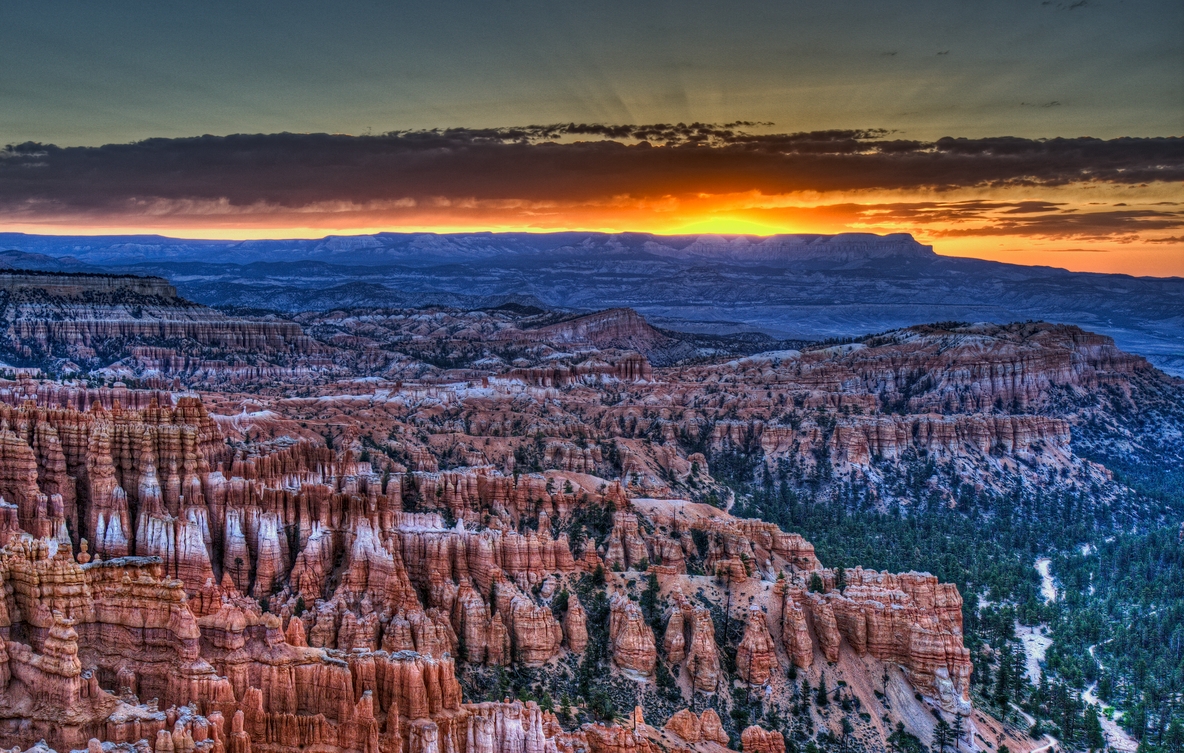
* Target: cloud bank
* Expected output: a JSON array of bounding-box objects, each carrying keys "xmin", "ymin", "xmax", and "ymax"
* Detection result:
[
  {"xmin": 1, "ymin": 125, "xmax": 1181, "ymax": 277},
  {"xmin": 2, "ymin": 126, "xmax": 1181, "ymax": 213}
]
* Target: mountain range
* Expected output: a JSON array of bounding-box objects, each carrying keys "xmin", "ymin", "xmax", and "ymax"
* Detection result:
[{"xmin": 1, "ymin": 231, "xmax": 1181, "ymax": 376}]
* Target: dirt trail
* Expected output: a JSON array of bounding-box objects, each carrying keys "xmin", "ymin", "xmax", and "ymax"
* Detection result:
[
  {"xmin": 1083, "ymin": 643, "xmax": 1139, "ymax": 752},
  {"xmin": 1035, "ymin": 558, "xmax": 1057, "ymax": 603},
  {"xmin": 1025, "ymin": 557, "xmax": 1138, "ymax": 752}
]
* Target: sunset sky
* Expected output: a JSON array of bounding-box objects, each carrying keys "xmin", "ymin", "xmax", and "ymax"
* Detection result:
[{"xmin": 1, "ymin": 1, "xmax": 1181, "ymax": 275}]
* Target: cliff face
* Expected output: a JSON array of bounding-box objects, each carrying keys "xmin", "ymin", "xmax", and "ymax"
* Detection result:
[
  {"xmin": 0, "ymin": 391, "xmax": 979, "ymax": 753},
  {"xmin": 0, "ymin": 272, "xmax": 179, "ymax": 299},
  {"xmin": 0, "ymin": 272, "xmax": 323, "ymax": 385}
]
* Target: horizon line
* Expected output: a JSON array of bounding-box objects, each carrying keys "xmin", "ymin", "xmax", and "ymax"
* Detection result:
[{"xmin": 3, "ymin": 228, "xmax": 1182, "ymax": 281}]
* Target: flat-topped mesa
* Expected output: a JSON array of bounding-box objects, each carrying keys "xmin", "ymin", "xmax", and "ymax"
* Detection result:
[
  {"xmin": 700, "ymin": 321, "xmax": 1147, "ymax": 416},
  {"xmin": 0, "ymin": 271, "xmax": 178, "ymax": 299},
  {"xmin": 656, "ymin": 232, "xmax": 933, "ymax": 264},
  {"xmin": 0, "ymin": 273, "xmax": 323, "ymax": 381}
]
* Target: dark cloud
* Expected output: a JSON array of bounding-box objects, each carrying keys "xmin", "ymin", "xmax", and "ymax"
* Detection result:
[
  {"xmin": 931, "ymin": 208, "xmax": 1184, "ymax": 239},
  {"xmin": 819, "ymin": 199, "xmax": 1184, "ymax": 239},
  {"xmin": 0, "ymin": 127, "xmax": 1180, "ymax": 219}
]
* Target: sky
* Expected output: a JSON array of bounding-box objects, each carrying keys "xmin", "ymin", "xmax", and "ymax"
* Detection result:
[{"xmin": 1, "ymin": 1, "xmax": 1182, "ymax": 275}]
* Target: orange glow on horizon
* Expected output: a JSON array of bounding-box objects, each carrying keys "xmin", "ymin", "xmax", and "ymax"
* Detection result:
[{"xmin": 3, "ymin": 185, "xmax": 1181, "ymax": 278}]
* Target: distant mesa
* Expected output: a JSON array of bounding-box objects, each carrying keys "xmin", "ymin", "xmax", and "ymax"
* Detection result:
[
  {"xmin": 638, "ymin": 232, "xmax": 934, "ymax": 263},
  {"xmin": 0, "ymin": 269, "xmax": 177, "ymax": 299},
  {"xmin": 0, "ymin": 230, "xmax": 934, "ymax": 266},
  {"xmin": 0, "ymin": 248, "xmax": 102, "ymax": 273}
]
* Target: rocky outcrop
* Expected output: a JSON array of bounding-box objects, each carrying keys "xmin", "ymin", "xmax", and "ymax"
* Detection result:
[
  {"xmin": 508, "ymin": 595, "xmax": 563, "ymax": 666},
  {"xmin": 508, "ymin": 355, "xmax": 652, "ymax": 388},
  {"xmin": 0, "ymin": 424, "xmax": 53, "ymax": 540},
  {"xmin": 735, "ymin": 606, "xmax": 777, "ymax": 685},
  {"xmin": 829, "ymin": 413, "xmax": 1071, "ymax": 466},
  {"xmin": 0, "ymin": 273, "xmax": 322, "ymax": 385},
  {"xmin": 661, "ymin": 708, "xmax": 730, "ymax": 746},
  {"xmin": 740, "ymin": 726, "xmax": 785, "ymax": 753},
  {"xmin": 698, "ymin": 710, "xmax": 729, "ymax": 745},
  {"xmin": 0, "ymin": 272, "xmax": 179, "ymax": 298},
  {"xmin": 584, "ymin": 721, "xmax": 656, "ymax": 753},
  {"xmin": 779, "ymin": 585, "xmax": 813, "ymax": 670},
  {"xmin": 603, "ymin": 513, "xmax": 649, "ymax": 571},
  {"xmin": 563, "ymin": 594, "xmax": 588, "ymax": 654},
  {"xmin": 684, "ymin": 607, "xmax": 721, "ymax": 693},
  {"xmin": 662, "ymin": 709, "xmax": 702, "ymax": 743},
  {"xmin": 661, "ymin": 608, "xmax": 686, "ymax": 665},
  {"xmin": 608, "ymin": 595, "xmax": 656, "ymax": 677},
  {"xmin": 787, "ymin": 568, "xmax": 972, "ymax": 711}
]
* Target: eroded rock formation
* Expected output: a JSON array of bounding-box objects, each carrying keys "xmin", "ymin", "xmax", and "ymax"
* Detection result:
[
  {"xmin": 735, "ymin": 606, "xmax": 777, "ymax": 686},
  {"xmin": 4, "ymin": 302, "xmax": 1135, "ymax": 753}
]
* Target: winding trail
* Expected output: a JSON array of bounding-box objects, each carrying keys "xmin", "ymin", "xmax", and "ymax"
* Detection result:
[
  {"xmin": 1082, "ymin": 642, "xmax": 1139, "ymax": 752},
  {"xmin": 1026, "ymin": 556, "xmax": 1138, "ymax": 752},
  {"xmin": 1010, "ymin": 701, "xmax": 1058, "ymax": 753}
]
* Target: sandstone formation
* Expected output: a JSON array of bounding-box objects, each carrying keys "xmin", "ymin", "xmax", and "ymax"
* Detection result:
[
  {"xmin": 734, "ymin": 606, "xmax": 777, "ymax": 686},
  {"xmin": 661, "ymin": 708, "xmax": 729, "ymax": 747},
  {"xmin": 562, "ymin": 594, "xmax": 588, "ymax": 654},
  {"xmin": 0, "ymin": 383, "xmax": 984, "ymax": 753},
  {"xmin": 6, "ymin": 296, "xmax": 1148, "ymax": 753},
  {"xmin": 0, "ymin": 272, "xmax": 324, "ymax": 387},
  {"xmin": 684, "ymin": 607, "xmax": 721, "ymax": 693},
  {"xmin": 740, "ymin": 726, "xmax": 785, "ymax": 753},
  {"xmin": 608, "ymin": 595, "xmax": 656, "ymax": 677}
]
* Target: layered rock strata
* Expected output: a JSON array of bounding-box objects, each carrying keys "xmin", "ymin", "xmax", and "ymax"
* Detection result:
[{"xmin": 0, "ymin": 390, "xmax": 978, "ymax": 753}]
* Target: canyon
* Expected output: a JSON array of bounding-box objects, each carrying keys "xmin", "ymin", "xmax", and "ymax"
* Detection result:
[{"xmin": 0, "ymin": 268, "xmax": 1179, "ymax": 753}]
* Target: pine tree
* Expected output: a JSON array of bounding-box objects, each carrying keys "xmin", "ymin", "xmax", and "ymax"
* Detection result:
[
  {"xmin": 1165, "ymin": 718, "xmax": 1184, "ymax": 750},
  {"xmin": 951, "ymin": 714, "xmax": 965, "ymax": 751},
  {"xmin": 1084, "ymin": 706, "xmax": 1104, "ymax": 751},
  {"xmin": 816, "ymin": 674, "xmax": 829, "ymax": 707},
  {"xmin": 641, "ymin": 571, "xmax": 661, "ymax": 628},
  {"xmin": 933, "ymin": 718, "xmax": 953, "ymax": 753},
  {"xmin": 994, "ymin": 644, "xmax": 1012, "ymax": 708}
]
